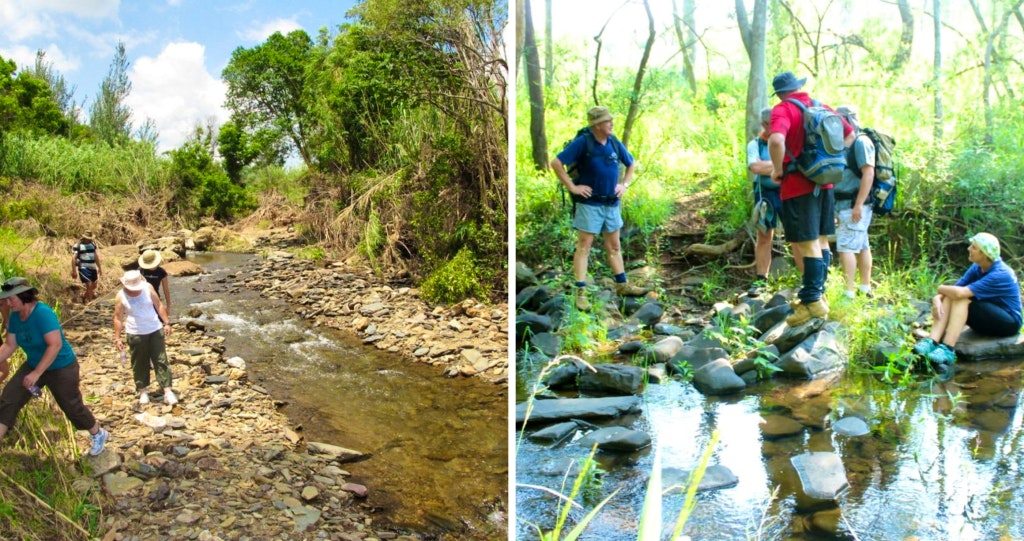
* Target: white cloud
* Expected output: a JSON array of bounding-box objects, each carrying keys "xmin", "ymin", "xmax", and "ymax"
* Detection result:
[
  {"xmin": 28, "ymin": 0, "xmax": 119, "ymax": 18},
  {"xmin": 238, "ymin": 17, "xmax": 302, "ymax": 43},
  {"xmin": 124, "ymin": 42, "xmax": 228, "ymax": 153},
  {"xmin": 0, "ymin": 0, "xmax": 118, "ymax": 41},
  {"xmin": 0, "ymin": 43, "xmax": 80, "ymax": 73}
]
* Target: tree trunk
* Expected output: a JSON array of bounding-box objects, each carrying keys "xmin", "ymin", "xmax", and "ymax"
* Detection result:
[
  {"xmin": 737, "ymin": 0, "xmax": 768, "ymax": 143},
  {"xmin": 523, "ymin": 0, "xmax": 549, "ymax": 169},
  {"xmin": 890, "ymin": 0, "xmax": 914, "ymax": 71},
  {"xmin": 933, "ymin": 0, "xmax": 943, "ymax": 141},
  {"xmin": 545, "ymin": 0, "xmax": 553, "ymax": 89},
  {"xmin": 622, "ymin": 0, "xmax": 655, "ymax": 147},
  {"xmin": 671, "ymin": 0, "xmax": 698, "ymax": 95},
  {"xmin": 515, "ymin": 0, "xmax": 525, "ymax": 77}
]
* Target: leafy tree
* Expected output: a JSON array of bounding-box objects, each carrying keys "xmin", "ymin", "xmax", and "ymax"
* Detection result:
[
  {"xmin": 26, "ymin": 50, "xmax": 78, "ymax": 125},
  {"xmin": 89, "ymin": 42, "xmax": 133, "ymax": 146},
  {"xmin": 168, "ymin": 126, "xmax": 254, "ymax": 222},
  {"xmin": 0, "ymin": 56, "xmax": 67, "ymax": 136},
  {"xmin": 222, "ymin": 30, "xmax": 315, "ymax": 168},
  {"xmin": 217, "ymin": 120, "xmax": 255, "ymax": 184}
]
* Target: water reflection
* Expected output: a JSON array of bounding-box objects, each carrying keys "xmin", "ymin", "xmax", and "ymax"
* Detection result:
[{"xmin": 515, "ymin": 356, "xmax": 1024, "ymax": 540}]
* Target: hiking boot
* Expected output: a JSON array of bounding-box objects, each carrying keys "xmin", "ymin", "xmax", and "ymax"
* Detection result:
[
  {"xmin": 927, "ymin": 343, "xmax": 956, "ymax": 365},
  {"xmin": 163, "ymin": 388, "xmax": 178, "ymax": 405},
  {"xmin": 139, "ymin": 391, "xmax": 150, "ymax": 405},
  {"xmin": 89, "ymin": 428, "xmax": 109, "ymax": 456},
  {"xmin": 913, "ymin": 338, "xmax": 937, "ymax": 356},
  {"xmin": 785, "ymin": 299, "xmax": 829, "ymax": 326},
  {"xmin": 615, "ymin": 282, "xmax": 649, "ymax": 297},
  {"xmin": 574, "ymin": 289, "xmax": 591, "ymax": 311}
]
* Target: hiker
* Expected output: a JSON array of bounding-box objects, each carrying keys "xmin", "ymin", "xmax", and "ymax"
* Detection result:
[
  {"xmin": 768, "ymin": 71, "xmax": 854, "ymax": 326},
  {"xmin": 71, "ymin": 231, "xmax": 102, "ymax": 302},
  {"xmin": 833, "ymin": 105, "xmax": 875, "ymax": 299},
  {"xmin": 113, "ymin": 270, "xmax": 177, "ymax": 405},
  {"xmin": 138, "ymin": 249, "xmax": 172, "ymax": 316},
  {"xmin": 746, "ymin": 107, "xmax": 784, "ymax": 296},
  {"xmin": 0, "ymin": 277, "xmax": 109, "ymax": 455},
  {"xmin": 551, "ymin": 106, "xmax": 648, "ymax": 311},
  {"xmin": 914, "ymin": 233, "xmax": 1023, "ymax": 370}
]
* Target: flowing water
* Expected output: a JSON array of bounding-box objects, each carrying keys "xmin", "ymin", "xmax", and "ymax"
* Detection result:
[
  {"xmin": 516, "ymin": 355, "xmax": 1024, "ymax": 540},
  {"xmin": 171, "ymin": 253, "xmax": 508, "ymax": 539}
]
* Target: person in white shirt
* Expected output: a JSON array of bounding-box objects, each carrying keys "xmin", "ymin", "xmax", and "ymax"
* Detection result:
[{"xmin": 113, "ymin": 270, "xmax": 177, "ymax": 405}]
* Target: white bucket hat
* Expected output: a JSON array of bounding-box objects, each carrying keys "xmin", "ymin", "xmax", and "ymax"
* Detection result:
[{"xmin": 120, "ymin": 270, "xmax": 147, "ymax": 292}]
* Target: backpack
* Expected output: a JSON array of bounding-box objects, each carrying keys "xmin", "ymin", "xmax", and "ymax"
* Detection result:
[
  {"xmin": 844, "ymin": 128, "xmax": 898, "ymax": 216},
  {"xmin": 559, "ymin": 127, "xmax": 626, "ymax": 213},
  {"xmin": 862, "ymin": 127, "xmax": 897, "ymax": 215},
  {"xmin": 784, "ymin": 98, "xmax": 847, "ymax": 185}
]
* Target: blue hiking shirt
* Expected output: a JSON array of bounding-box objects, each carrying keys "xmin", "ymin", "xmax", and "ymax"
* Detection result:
[
  {"xmin": 956, "ymin": 259, "xmax": 1023, "ymax": 329},
  {"xmin": 7, "ymin": 302, "xmax": 76, "ymax": 370},
  {"xmin": 557, "ymin": 131, "xmax": 634, "ymax": 206}
]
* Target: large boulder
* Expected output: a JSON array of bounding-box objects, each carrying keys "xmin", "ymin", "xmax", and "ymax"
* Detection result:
[
  {"xmin": 514, "ymin": 396, "xmax": 642, "ymax": 424},
  {"xmin": 578, "ymin": 364, "xmax": 645, "ymax": 395},
  {"xmin": 692, "ymin": 359, "xmax": 746, "ymax": 396},
  {"xmin": 955, "ymin": 329, "xmax": 1024, "ymax": 361},
  {"xmin": 192, "ymin": 227, "xmax": 253, "ymax": 252},
  {"xmin": 775, "ymin": 326, "xmax": 846, "ymax": 379}
]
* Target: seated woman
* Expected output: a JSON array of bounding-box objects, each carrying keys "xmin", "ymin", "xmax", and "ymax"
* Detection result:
[{"xmin": 914, "ymin": 232, "xmax": 1023, "ymax": 368}]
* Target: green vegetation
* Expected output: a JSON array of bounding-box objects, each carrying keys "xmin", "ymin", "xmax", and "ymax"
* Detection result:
[{"xmin": 0, "ymin": 0, "xmax": 507, "ymax": 304}]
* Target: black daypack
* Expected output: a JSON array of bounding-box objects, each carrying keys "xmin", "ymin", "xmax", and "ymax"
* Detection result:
[
  {"xmin": 784, "ymin": 98, "xmax": 847, "ymax": 185},
  {"xmin": 843, "ymin": 128, "xmax": 897, "ymax": 216}
]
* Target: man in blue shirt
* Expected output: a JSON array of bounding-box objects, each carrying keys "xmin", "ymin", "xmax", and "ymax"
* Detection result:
[
  {"xmin": 914, "ymin": 233, "xmax": 1023, "ymax": 372},
  {"xmin": 551, "ymin": 106, "xmax": 648, "ymax": 311}
]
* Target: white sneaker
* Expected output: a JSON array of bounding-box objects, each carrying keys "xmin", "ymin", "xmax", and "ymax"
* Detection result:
[
  {"xmin": 139, "ymin": 391, "xmax": 150, "ymax": 404},
  {"xmin": 164, "ymin": 389, "xmax": 178, "ymax": 405}
]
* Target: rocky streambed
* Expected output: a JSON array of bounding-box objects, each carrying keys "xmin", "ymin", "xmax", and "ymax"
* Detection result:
[{"xmin": 64, "ymin": 231, "xmax": 508, "ymax": 540}]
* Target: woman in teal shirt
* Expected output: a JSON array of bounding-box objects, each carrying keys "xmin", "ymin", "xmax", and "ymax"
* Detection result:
[{"xmin": 0, "ymin": 277, "xmax": 109, "ymax": 456}]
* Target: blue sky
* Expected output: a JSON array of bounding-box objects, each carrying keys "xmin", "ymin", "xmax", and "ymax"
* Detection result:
[{"xmin": 0, "ymin": 0, "xmax": 358, "ymax": 152}]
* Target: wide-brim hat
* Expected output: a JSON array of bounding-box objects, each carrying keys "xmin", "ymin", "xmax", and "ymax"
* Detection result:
[
  {"xmin": 82, "ymin": 230, "xmax": 95, "ymax": 240},
  {"xmin": 138, "ymin": 249, "xmax": 162, "ymax": 270},
  {"xmin": 587, "ymin": 106, "xmax": 614, "ymax": 126},
  {"xmin": 0, "ymin": 277, "xmax": 34, "ymax": 299},
  {"xmin": 772, "ymin": 71, "xmax": 806, "ymax": 95},
  {"xmin": 120, "ymin": 270, "xmax": 147, "ymax": 292},
  {"xmin": 969, "ymin": 232, "xmax": 1001, "ymax": 261}
]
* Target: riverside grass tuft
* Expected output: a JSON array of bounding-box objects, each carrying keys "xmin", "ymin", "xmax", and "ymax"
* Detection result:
[{"xmin": 0, "ymin": 384, "xmax": 103, "ymax": 540}]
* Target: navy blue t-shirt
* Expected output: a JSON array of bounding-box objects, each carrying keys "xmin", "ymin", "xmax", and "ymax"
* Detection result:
[
  {"xmin": 956, "ymin": 259, "xmax": 1023, "ymax": 328},
  {"xmin": 557, "ymin": 132, "xmax": 634, "ymax": 206}
]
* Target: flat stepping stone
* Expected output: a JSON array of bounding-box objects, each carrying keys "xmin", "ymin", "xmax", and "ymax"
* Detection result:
[
  {"xmin": 832, "ymin": 417, "xmax": 869, "ymax": 437},
  {"xmin": 761, "ymin": 414, "xmax": 805, "ymax": 440},
  {"xmin": 577, "ymin": 426, "xmax": 651, "ymax": 452}
]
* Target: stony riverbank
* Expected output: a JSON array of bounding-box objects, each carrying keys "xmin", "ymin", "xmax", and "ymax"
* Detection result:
[{"xmin": 64, "ymin": 228, "xmax": 508, "ymax": 540}]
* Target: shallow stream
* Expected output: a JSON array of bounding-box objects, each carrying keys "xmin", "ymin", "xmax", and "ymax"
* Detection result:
[
  {"xmin": 516, "ymin": 353, "xmax": 1024, "ymax": 540},
  {"xmin": 171, "ymin": 252, "xmax": 507, "ymax": 539}
]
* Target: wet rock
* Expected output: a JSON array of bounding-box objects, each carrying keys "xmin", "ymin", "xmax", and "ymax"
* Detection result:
[
  {"xmin": 692, "ymin": 359, "xmax": 746, "ymax": 396},
  {"xmin": 527, "ymin": 421, "xmax": 579, "ymax": 444},
  {"xmin": 669, "ymin": 345, "xmax": 730, "ymax": 373},
  {"xmin": 577, "ymin": 426, "xmax": 651, "ymax": 452},
  {"xmin": 663, "ymin": 464, "xmax": 739, "ymax": 493},
  {"xmin": 578, "ymin": 364, "xmax": 645, "ymax": 395},
  {"xmin": 790, "ymin": 452, "xmax": 849, "ymax": 509},
  {"xmin": 761, "ymin": 415, "xmax": 806, "ymax": 440},
  {"xmin": 832, "ymin": 417, "xmax": 870, "ymax": 437},
  {"xmin": 516, "ymin": 312, "xmax": 553, "ymax": 341},
  {"xmin": 306, "ymin": 441, "xmax": 368, "ymax": 463},
  {"xmin": 515, "ymin": 396, "xmax": 642, "ymax": 424},
  {"xmin": 751, "ymin": 304, "xmax": 790, "ymax": 334},
  {"xmin": 515, "ymin": 285, "xmax": 551, "ymax": 312},
  {"xmin": 955, "ymin": 329, "xmax": 1024, "ymax": 361},
  {"xmin": 341, "ymin": 483, "xmax": 368, "ymax": 498},
  {"xmin": 515, "ymin": 261, "xmax": 539, "ymax": 291},
  {"xmin": 529, "ymin": 332, "xmax": 562, "ymax": 357},
  {"xmin": 775, "ymin": 328, "xmax": 845, "ymax": 379}
]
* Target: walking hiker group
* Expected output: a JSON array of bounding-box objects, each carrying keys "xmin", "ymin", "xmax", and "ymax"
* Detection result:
[{"xmin": 0, "ymin": 244, "xmax": 182, "ymax": 456}]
